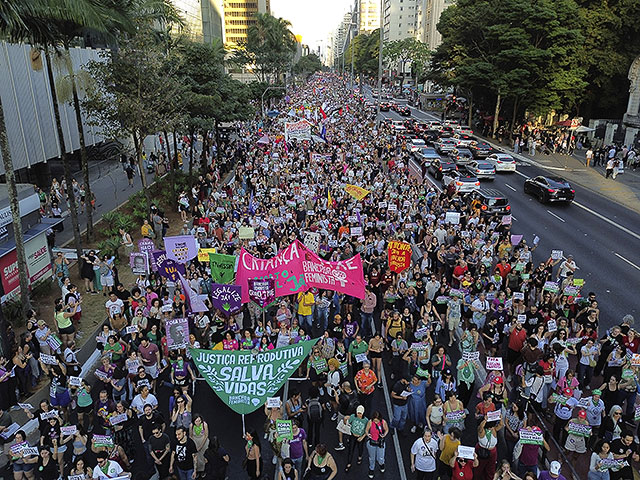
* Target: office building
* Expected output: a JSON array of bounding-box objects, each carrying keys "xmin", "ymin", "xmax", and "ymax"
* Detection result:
[
  {"xmin": 416, "ymin": 0, "xmax": 455, "ymax": 49},
  {"xmin": 355, "ymin": 0, "xmax": 380, "ymax": 34},
  {"xmin": 223, "ymin": 0, "xmax": 271, "ymax": 47},
  {"xmin": 382, "ymin": 0, "xmax": 418, "ymax": 42}
]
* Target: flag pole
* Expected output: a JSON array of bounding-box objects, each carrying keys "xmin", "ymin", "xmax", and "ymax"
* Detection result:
[{"xmin": 242, "ymin": 413, "xmax": 246, "ymax": 437}]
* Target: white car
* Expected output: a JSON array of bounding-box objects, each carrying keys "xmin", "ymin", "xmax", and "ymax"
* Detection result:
[
  {"xmin": 410, "ymin": 138, "xmax": 427, "ymax": 152},
  {"xmin": 485, "ymin": 153, "xmax": 517, "ymax": 172},
  {"xmin": 391, "ymin": 120, "xmax": 406, "ymax": 132},
  {"xmin": 427, "ymin": 121, "xmax": 442, "ymax": 130},
  {"xmin": 465, "ymin": 161, "xmax": 496, "ymax": 180},
  {"xmin": 455, "ymin": 126, "xmax": 474, "ymax": 136},
  {"xmin": 443, "ymin": 171, "xmax": 481, "ymax": 193}
]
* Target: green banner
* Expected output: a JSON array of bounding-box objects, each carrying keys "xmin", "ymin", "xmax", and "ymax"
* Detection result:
[
  {"xmin": 276, "ymin": 419, "xmax": 293, "ymax": 440},
  {"xmin": 209, "ymin": 253, "xmax": 236, "ymax": 284},
  {"xmin": 190, "ymin": 338, "xmax": 319, "ymax": 415}
]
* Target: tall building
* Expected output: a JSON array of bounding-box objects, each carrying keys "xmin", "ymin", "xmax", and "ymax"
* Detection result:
[
  {"xmin": 383, "ymin": 0, "xmax": 419, "ymax": 41},
  {"xmin": 330, "ymin": 11, "xmax": 354, "ymax": 68},
  {"xmin": 355, "ymin": 0, "xmax": 380, "ymax": 34},
  {"xmin": 416, "ymin": 0, "xmax": 455, "ymax": 50},
  {"xmin": 170, "ymin": 0, "xmax": 224, "ymax": 44},
  {"xmin": 223, "ymin": 0, "xmax": 271, "ymax": 47}
]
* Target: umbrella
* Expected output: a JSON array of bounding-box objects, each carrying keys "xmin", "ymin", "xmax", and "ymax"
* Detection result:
[{"xmin": 573, "ymin": 125, "xmax": 595, "ymax": 133}]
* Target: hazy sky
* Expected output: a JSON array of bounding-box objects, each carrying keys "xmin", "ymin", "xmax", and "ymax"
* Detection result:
[{"xmin": 271, "ymin": 0, "xmax": 353, "ymax": 52}]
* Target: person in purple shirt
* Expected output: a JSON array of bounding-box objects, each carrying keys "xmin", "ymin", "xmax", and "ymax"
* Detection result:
[
  {"xmin": 538, "ymin": 461, "xmax": 567, "ymax": 480},
  {"xmin": 288, "ymin": 418, "xmax": 308, "ymax": 479}
]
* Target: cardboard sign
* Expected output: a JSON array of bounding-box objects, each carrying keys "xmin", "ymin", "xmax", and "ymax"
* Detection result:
[
  {"xmin": 355, "ymin": 353, "xmax": 368, "ymax": 363},
  {"xmin": 486, "ymin": 410, "xmax": 502, "ymax": 422},
  {"xmin": 266, "ymin": 397, "xmax": 281, "ymax": 408},
  {"xmin": 519, "ymin": 429, "xmax": 544, "ymax": 445},
  {"xmin": 486, "ymin": 357, "xmax": 503, "ymax": 370},
  {"xmin": 457, "ymin": 446, "xmax": 476, "ymax": 460},
  {"xmin": 276, "ymin": 419, "xmax": 293, "ymax": 440},
  {"xmin": 387, "ymin": 240, "xmax": 412, "ymax": 273},
  {"xmin": 551, "ymin": 250, "xmax": 563, "ymax": 260}
]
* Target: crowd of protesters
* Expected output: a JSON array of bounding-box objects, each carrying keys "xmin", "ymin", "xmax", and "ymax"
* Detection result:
[{"xmin": 2, "ymin": 73, "xmax": 639, "ymax": 480}]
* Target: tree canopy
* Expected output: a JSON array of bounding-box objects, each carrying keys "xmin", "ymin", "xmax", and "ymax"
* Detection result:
[
  {"xmin": 294, "ymin": 53, "xmax": 323, "ymax": 77},
  {"xmin": 345, "ymin": 29, "xmax": 380, "ymax": 78}
]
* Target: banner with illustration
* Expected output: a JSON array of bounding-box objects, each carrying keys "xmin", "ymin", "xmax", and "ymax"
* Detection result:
[
  {"xmin": 210, "ymin": 284, "xmax": 243, "ymax": 317},
  {"xmin": 129, "ymin": 253, "xmax": 148, "ymax": 275},
  {"xmin": 164, "ymin": 235, "xmax": 199, "ymax": 263},
  {"xmin": 209, "ymin": 253, "xmax": 236, "ymax": 284},
  {"xmin": 165, "ymin": 317, "xmax": 189, "ymax": 350},
  {"xmin": 235, "ymin": 240, "xmax": 365, "ymax": 303},
  {"xmin": 284, "ymin": 119, "xmax": 312, "ymax": 141},
  {"xmin": 190, "ymin": 338, "xmax": 318, "ymax": 414},
  {"xmin": 247, "ymin": 278, "xmax": 276, "ymax": 308}
]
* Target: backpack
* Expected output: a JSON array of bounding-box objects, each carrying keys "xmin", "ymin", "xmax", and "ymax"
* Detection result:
[{"xmin": 308, "ymin": 397, "xmax": 323, "ymax": 422}]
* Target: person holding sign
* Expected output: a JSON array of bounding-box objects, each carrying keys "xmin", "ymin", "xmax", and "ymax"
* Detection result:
[
  {"xmin": 354, "ymin": 361, "xmax": 377, "ymax": 416},
  {"xmin": 448, "ymin": 448, "xmax": 478, "ymax": 480},
  {"xmin": 9, "ymin": 430, "xmax": 38, "ymax": 480},
  {"xmin": 564, "ymin": 409, "xmax": 591, "ymax": 461},
  {"xmin": 344, "ymin": 405, "xmax": 368, "ymax": 472},
  {"xmin": 588, "ymin": 440, "xmax": 614, "ymax": 480},
  {"xmin": 474, "ymin": 415, "xmax": 503, "ymax": 480}
]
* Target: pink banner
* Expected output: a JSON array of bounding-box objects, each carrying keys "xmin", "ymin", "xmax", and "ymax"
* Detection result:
[{"xmin": 235, "ymin": 240, "xmax": 365, "ymax": 303}]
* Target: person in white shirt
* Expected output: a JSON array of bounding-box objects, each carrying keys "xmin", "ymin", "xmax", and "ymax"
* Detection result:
[
  {"xmin": 131, "ymin": 385, "xmax": 159, "ymax": 417},
  {"xmin": 93, "ymin": 451, "xmax": 130, "ymax": 479},
  {"xmin": 410, "ymin": 428, "xmax": 439, "ymax": 476},
  {"xmin": 558, "ymin": 255, "xmax": 577, "ymax": 280}
]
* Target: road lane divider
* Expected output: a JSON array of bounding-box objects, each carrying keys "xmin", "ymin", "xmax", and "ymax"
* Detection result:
[
  {"xmin": 614, "ymin": 252, "xmax": 640, "ymax": 271},
  {"xmin": 546, "ymin": 210, "xmax": 566, "ymax": 223}
]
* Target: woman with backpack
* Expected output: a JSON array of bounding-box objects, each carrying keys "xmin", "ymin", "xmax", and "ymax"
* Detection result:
[{"xmin": 306, "ymin": 386, "xmax": 324, "ymax": 448}]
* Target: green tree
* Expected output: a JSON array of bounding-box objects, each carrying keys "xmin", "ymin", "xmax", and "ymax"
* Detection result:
[
  {"xmin": 431, "ymin": 0, "xmax": 586, "ymax": 134},
  {"xmin": 294, "ymin": 53, "xmax": 323, "ymax": 77},
  {"xmin": 384, "ymin": 37, "xmax": 430, "ymax": 90},
  {"xmin": 232, "ymin": 13, "xmax": 297, "ymax": 83},
  {"xmin": 345, "ymin": 30, "xmax": 380, "ymax": 80}
]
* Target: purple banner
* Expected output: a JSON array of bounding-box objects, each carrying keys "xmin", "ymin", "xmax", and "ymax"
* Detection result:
[
  {"xmin": 179, "ymin": 273, "xmax": 209, "ymax": 313},
  {"xmin": 164, "ymin": 235, "xmax": 198, "ymax": 264},
  {"xmin": 248, "ymin": 278, "xmax": 276, "ymax": 308},
  {"xmin": 153, "ymin": 250, "xmax": 186, "ymax": 282},
  {"xmin": 138, "ymin": 238, "xmax": 155, "ymax": 255},
  {"xmin": 210, "ymin": 284, "xmax": 242, "ymax": 317}
]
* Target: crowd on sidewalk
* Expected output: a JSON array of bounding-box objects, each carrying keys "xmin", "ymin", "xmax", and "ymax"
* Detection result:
[{"xmin": 1, "ymin": 73, "xmax": 639, "ymax": 480}]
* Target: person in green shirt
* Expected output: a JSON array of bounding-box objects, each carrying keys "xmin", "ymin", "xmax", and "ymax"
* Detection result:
[
  {"xmin": 344, "ymin": 405, "xmax": 368, "ymax": 472},
  {"xmin": 348, "ymin": 335, "xmax": 369, "ymax": 370}
]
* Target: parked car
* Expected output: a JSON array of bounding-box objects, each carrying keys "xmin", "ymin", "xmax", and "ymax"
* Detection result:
[
  {"xmin": 524, "ymin": 176, "xmax": 575, "ymax": 203},
  {"xmin": 429, "ymin": 158, "xmax": 458, "ymax": 180},
  {"xmin": 469, "ymin": 141, "xmax": 493, "ymax": 158},
  {"xmin": 450, "ymin": 148, "xmax": 474, "ymax": 165},
  {"xmin": 466, "ymin": 188, "xmax": 511, "ymax": 216},
  {"xmin": 442, "ymin": 170, "xmax": 481, "ymax": 194},
  {"xmin": 464, "ymin": 160, "xmax": 496, "ymax": 180},
  {"xmin": 485, "ymin": 153, "xmax": 517, "ymax": 172},
  {"xmin": 434, "ymin": 138, "xmax": 457, "ymax": 154}
]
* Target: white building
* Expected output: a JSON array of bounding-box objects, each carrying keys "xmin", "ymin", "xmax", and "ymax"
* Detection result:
[
  {"xmin": 355, "ymin": 0, "xmax": 380, "ymax": 34},
  {"xmin": 383, "ymin": 0, "xmax": 419, "ymax": 42},
  {"xmin": 415, "ymin": 0, "xmax": 455, "ymax": 50}
]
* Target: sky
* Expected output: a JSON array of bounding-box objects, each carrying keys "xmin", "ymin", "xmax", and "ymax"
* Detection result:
[{"xmin": 270, "ymin": 0, "xmax": 353, "ymax": 53}]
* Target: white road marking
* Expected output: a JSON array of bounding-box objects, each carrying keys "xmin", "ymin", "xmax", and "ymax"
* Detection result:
[
  {"xmin": 614, "ymin": 252, "xmax": 640, "ymax": 271},
  {"xmin": 505, "ymin": 183, "xmax": 517, "ymax": 192},
  {"xmin": 380, "ymin": 361, "xmax": 408, "ymax": 480},
  {"xmin": 546, "ymin": 210, "xmax": 566, "ymax": 223}
]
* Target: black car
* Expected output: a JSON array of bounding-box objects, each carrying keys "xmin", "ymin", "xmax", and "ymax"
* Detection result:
[
  {"xmin": 524, "ymin": 175, "xmax": 575, "ymax": 203},
  {"xmin": 429, "ymin": 158, "xmax": 458, "ymax": 180},
  {"xmin": 469, "ymin": 141, "xmax": 493, "ymax": 158},
  {"xmin": 380, "ymin": 102, "xmax": 390, "ymax": 112},
  {"xmin": 398, "ymin": 106, "xmax": 411, "ymax": 117},
  {"xmin": 466, "ymin": 188, "xmax": 511, "ymax": 216}
]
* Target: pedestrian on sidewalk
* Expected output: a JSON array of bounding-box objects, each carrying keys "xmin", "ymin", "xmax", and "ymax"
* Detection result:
[
  {"xmin": 586, "ymin": 147, "xmax": 593, "ymax": 167},
  {"xmin": 605, "ymin": 158, "xmax": 615, "ymax": 178}
]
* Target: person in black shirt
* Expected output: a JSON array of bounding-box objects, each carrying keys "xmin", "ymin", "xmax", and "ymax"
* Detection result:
[
  {"xmin": 389, "ymin": 377, "xmax": 410, "ymax": 433},
  {"xmin": 204, "ymin": 436, "xmax": 230, "ymax": 480},
  {"xmin": 115, "ymin": 283, "xmax": 132, "ymax": 317},
  {"xmin": 148, "ymin": 424, "xmax": 171, "ymax": 479},
  {"xmin": 138, "ymin": 403, "xmax": 165, "ymax": 443},
  {"xmin": 170, "ymin": 426, "xmax": 197, "ymax": 478},
  {"xmin": 610, "ymin": 432, "xmax": 639, "ymax": 480},
  {"xmin": 335, "ymin": 382, "xmax": 358, "ymax": 451}
]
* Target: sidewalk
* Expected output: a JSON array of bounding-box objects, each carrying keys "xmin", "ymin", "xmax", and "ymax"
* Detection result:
[{"xmin": 482, "ymin": 139, "xmax": 640, "ymax": 215}]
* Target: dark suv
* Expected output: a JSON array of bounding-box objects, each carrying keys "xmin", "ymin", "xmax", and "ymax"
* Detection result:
[{"xmin": 466, "ymin": 188, "xmax": 511, "ymax": 216}]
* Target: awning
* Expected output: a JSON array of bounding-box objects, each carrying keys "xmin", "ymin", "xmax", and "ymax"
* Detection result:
[{"xmin": 0, "ymin": 219, "xmax": 59, "ymax": 258}]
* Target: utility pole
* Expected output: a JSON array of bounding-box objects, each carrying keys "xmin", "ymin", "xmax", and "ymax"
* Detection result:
[
  {"xmin": 375, "ymin": 0, "xmax": 384, "ymax": 126},
  {"xmin": 350, "ymin": 6, "xmax": 357, "ymax": 90}
]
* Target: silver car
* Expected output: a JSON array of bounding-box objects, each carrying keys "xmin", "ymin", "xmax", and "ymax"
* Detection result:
[{"xmin": 465, "ymin": 160, "xmax": 496, "ymax": 180}]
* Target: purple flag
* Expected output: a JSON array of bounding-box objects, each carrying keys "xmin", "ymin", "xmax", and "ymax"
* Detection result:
[
  {"xmin": 164, "ymin": 235, "xmax": 198, "ymax": 264},
  {"xmin": 138, "ymin": 238, "xmax": 155, "ymax": 255},
  {"xmin": 510, "ymin": 234, "xmax": 523, "ymax": 246},
  {"xmin": 248, "ymin": 278, "xmax": 276, "ymax": 308},
  {"xmin": 210, "ymin": 284, "xmax": 242, "ymax": 317},
  {"xmin": 179, "ymin": 273, "xmax": 209, "ymax": 313}
]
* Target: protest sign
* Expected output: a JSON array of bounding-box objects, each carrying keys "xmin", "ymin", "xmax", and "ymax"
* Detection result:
[
  {"xmin": 266, "ymin": 397, "xmax": 281, "ymax": 408},
  {"xmin": 551, "ymin": 250, "xmax": 563, "ymax": 260},
  {"xmin": 109, "ymin": 413, "xmax": 128, "ymax": 425},
  {"xmin": 17, "ymin": 403, "xmax": 33, "ymax": 410},
  {"xmin": 179, "ymin": 273, "xmax": 209, "ymax": 313},
  {"xmin": 60, "ymin": 425, "xmax": 77, "ymax": 436},
  {"xmin": 445, "ymin": 410, "xmax": 465, "ymax": 423},
  {"xmin": 210, "ymin": 284, "xmax": 243, "ymax": 317},
  {"xmin": 138, "ymin": 238, "xmax": 154, "ymax": 255},
  {"xmin": 165, "ymin": 318, "xmax": 189, "ymax": 350},
  {"xmin": 513, "ymin": 292, "xmax": 524, "ymax": 301},
  {"xmin": 40, "ymin": 410, "xmax": 58, "ymax": 420},
  {"xmin": 457, "ymin": 446, "xmax": 475, "ymax": 460},
  {"xmin": 600, "ymin": 458, "xmax": 627, "ymax": 470},
  {"xmin": 247, "ymin": 279, "xmax": 276, "ymax": 309},
  {"xmin": 486, "ymin": 357, "xmax": 503, "ymax": 370},
  {"xmin": 153, "ymin": 250, "xmax": 186, "ymax": 282},
  {"xmin": 126, "ymin": 359, "xmax": 140, "ymax": 375},
  {"xmin": 10, "ymin": 441, "xmax": 27, "ymax": 455},
  {"xmin": 567, "ymin": 422, "xmax": 592, "ymax": 437},
  {"xmin": 387, "ymin": 240, "xmax": 412, "ymax": 274},
  {"xmin": 129, "ymin": 252, "xmax": 148, "ymax": 275},
  {"xmin": 547, "ymin": 320, "xmax": 557, "ymax": 332},
  {"xmin": 635, "ymin": 405, "xmax": 640, "ymax": 422},
  {"xmin": 238, "ymin": 227, "xmax": 255, "ymax": 240},
  {"xmin": 304, "ymin": 232, "xmax": 321, "ymax": 253},
  {"xmin": 630, "ymin": 354, "xmax": 640, "ymax": 366},
  {"xmin": 0, "ymin": 423, "xmax": 20, "ymax": 439},
  {"xmin": 355, "ymin": 353, "xmax": 368, "ymax": 363},
  {"xmin": 92, "ymin": 435, "xmax": 114, "ymax": 447},
  {"xmin": 21, "ymin": 446, "xmax": 38, "ymax": 457},
  {"xmin": 543, "ymin": 281, "xmax": 559, "ymax": 293},
  {"xmin": 40, "ymin": 354, "xmax": 58, "ymax": 365},
  {"xmin": 209, "ymin": 253, "xmax": 236, "ymax": 284},
  {"xmin": 276, "ymin": 419, "xmax": 294, "ymax": 440},
  {"xmin": 197, "ymin": 248, "xmax": 216, "ymax": 263},
  {"xmin": 284, "ymin": 119, "xmax": 312, "ymax": 141},
  {"xmin": 573, "ymin": 278, "xmax": 584, "ymax": 286},
  {"xmin": 164, "ymin": 236, "xmax": 198, "ymax": 263},
  {"xmin": 445, "ymin": 212, "xmax": 460, "ymax": 225},
  {"xmin": 501, "ymin": 215, "xmax": 512, "ymax": 225},
  {"xmin": 519, "ymin": 429, "xmax": 544, "ymax": 445},
  {"xmin": 462, "ymin": 351, "xmax": 480, "ymax": 362},
  {"xmin": 190, "ymin": 339, "xmax": 318, "ymax": 415},
  {"xmin": 486, "ymin": 410, "xmax": 502, "ymax": 422}
]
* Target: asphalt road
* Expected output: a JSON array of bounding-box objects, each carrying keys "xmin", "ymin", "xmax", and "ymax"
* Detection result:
[{"xmin": 376, "ymin": 98, "xmax": 640, "ymax": 333}]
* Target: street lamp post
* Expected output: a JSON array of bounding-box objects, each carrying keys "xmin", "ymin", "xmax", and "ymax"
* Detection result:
[
  {"xmin": 375, "ymin": 0, "xmax": 384, "ymax": 126},
  {"xmin": 261, "ymin": 86, "xmax": 286, "ymax": 119}
]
